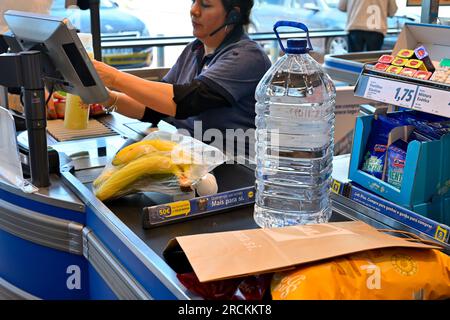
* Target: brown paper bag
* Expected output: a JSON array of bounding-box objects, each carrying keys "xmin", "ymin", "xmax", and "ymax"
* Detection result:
[{"xmin": 164, "ymin": 221, "xmax": 440, "ymax": 283}]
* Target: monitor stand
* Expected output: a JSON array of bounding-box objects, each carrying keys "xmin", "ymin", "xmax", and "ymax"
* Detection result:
[{"xmin": 0, "ymin": 50, "xmax": 49, "ymax": 187}]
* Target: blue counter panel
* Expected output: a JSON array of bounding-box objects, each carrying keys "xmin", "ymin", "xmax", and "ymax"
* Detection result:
[
  {"xmin": 87, "ymin": 207, "xmax": 179, "ymax": 300},
  {"xmin": 0, "ymin": 189, "xmax": 85, "ymax": 224},
  {"xmin": 0, "ymin": 229, "xmax": 89, "ymax": 300},
  {"xmin": 88, "ymin": 264, "xmax": 118, "ymax": 300},
  {"xmin": 324, "ymin": 60, "xmax": 363, "ymax": 74}
]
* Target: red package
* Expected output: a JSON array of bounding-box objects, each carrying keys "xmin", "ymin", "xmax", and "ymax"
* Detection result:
[
  {"xmin": 374, "ymin": 63, "xmax": 389, "ymax": 71},
  {"xmin": 399, "ymin": 68, "xmax": 416, "ymax": 77},
  {"xmin": 378, "ymin": 55, "xmax": 394, "ymax": 64},
  {"xmin": 89, "ymin": 103, "xmax": 106, "ymax": 117},
  {"xmin": 177, "ymin": 272, "xmax": 273, "ymax": 300},
  {"xmin": 413, "ymin": 70, "xmax": 432, "ymax": 80}
]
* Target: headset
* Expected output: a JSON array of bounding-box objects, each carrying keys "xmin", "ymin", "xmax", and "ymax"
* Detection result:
[{"xmin": 209, "ymin": 8, "xmax": 242, "ymax": 37}]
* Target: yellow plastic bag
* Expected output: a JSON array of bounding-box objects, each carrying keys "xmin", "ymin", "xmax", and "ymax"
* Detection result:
[{"xmin": 271, "ymin": 248, "xmax": 450, "ymax": 300}]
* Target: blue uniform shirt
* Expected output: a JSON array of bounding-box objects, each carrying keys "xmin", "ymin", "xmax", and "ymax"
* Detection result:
[{"xmin": 162, "ymin": 27, "xmax": 271, "ymax": 136}]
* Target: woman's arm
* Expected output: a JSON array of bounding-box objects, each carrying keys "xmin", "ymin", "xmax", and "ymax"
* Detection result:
[
  {"xmin": 104, "ymin": 90, "xmax": 147, "ymax": 119},
  {"xmin": 93, "ymin": 60, "xmax": 177, "ymax": 117}
]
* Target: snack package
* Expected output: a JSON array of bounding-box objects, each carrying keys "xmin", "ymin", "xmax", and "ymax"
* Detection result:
[
  {"xmin": 397, "ymin": 111, "xmax": 450, "ymax": 140},
  {"xmin": 386, "ymin": 65, "xmax": 403, "ymax": 74},
  {"xmin": 361, "ymin": 115, "xmax": 403, "ymax": 179},
  {"xmin": 414, "ymin": 45, "xmax": 435, "ymax": 72},
  {"xmin": 399, "ymin": 68, "xmax": 416, "ymax": 77},
  {"xmin": 177, "ymin": 272, "xmax": 273, "ymax": 300},
  {"xmin": 374, "ymin": 62, "xmax": 389, "ymax": 71},
  {"xmin": 378, "ymin": 55, "xmax": 394, "ymax": 64},
  {"xmin": 405, "ymin": 59, "xmax": 427, "ymax": 71},
  {"xmin": 93, "ymin": 131, "xmax": 227, "ymax": 201},
  {"xmin": 271, "ymin": 248, "xmax": 450, "ymax": 300},
  {"xmin": 397, "ymin": 49, "xmax": 415, "ymax": 59},
  {"xmin": 409, "ymin": 130, "xmax": 432, "ymax": 142},
  {"xmin": 413, "ymin": 70, "xmax": 432, "ymax": 80},
  {"xmin": 385, "ymin": 139, "xmax": 408, "ymax": 189},
  {"xmin": 430, "ymin": 66, "xmax": 450, "ymax": 83},
  {"xmin": 392, "ymin": 57, "xmax": 407, "ymax": 67}
]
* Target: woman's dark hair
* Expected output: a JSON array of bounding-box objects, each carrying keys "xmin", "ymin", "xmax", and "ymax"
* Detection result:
[{"xmin": 221, "ymin": 0, "xmax": 254, "ymax": 26}]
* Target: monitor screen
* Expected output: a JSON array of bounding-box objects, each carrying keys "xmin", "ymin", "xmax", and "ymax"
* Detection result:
[{"xmin": 4, "ymin": 10, "xmax": 108, "ymax": 104}]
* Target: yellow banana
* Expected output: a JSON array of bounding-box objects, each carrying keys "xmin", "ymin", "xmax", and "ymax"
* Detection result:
[
  {"xmin": 112, "ymin": 139, "xmax": 178, "ymax": 166},
  {"xmin": 95, "ymin": 154, "xmax": 184, "ymax": 201},
  {"xmin": 92, "ymin": 167, "xmax": 117, "ymax": 188}
]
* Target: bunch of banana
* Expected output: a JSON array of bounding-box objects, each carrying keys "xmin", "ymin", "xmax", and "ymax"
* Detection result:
[
  {"xmin": 93, "ymin": 139, "xmax": 193, "ymax": 201},
  {"xmin": 95, "ymin": 154, "xmax": 191, "ymax": 201},
  {"xmin": 112, "ymin": 139, "xmax": 178, "ymax": 166}
]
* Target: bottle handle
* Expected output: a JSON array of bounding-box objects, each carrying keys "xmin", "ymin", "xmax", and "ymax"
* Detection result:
[{"xmin": 273, "ymin": 21, "xmax": 313, "ymax": 53}]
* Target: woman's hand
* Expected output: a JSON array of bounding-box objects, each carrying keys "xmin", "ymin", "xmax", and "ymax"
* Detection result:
[{"xmin": 92, "ymin": 59, "xmax": 121, "ymax": 89}]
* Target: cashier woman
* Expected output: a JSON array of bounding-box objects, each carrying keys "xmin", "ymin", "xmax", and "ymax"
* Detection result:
[{"xmin": 93, "ymin": 0, "xmax": 271, "ymax": 150}]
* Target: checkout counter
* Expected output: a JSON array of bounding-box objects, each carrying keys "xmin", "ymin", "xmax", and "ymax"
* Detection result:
[
  {"xmin": 323, "ymin": 50, "xmax": 391, "ymax": 85},
  {"xmin": 1, "ymin": 110, "xmax": 397, "ymax": 300},
  {"xmin": 1, "ymin": 11, "xmax": 448, "ymax": 301}
]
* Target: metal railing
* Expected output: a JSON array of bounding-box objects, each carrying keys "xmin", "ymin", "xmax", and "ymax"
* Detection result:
[{"xmin": 101, "ymin": 28, "xmax": 403, "ymax": 67}]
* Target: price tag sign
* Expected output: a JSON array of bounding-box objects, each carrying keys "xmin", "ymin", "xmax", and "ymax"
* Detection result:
[
  {"xmin": 413, "ymin": 86, "xmax": 450, "ymax": 118},
  {"xmin": 364, "ymin": 77, "xmax": 418, "ymax": 108}
]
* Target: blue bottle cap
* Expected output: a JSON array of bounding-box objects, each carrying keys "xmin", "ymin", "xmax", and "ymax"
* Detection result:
[{"xmin": 286, "ymin": 39, "xmax": 309, "ymax": 54}]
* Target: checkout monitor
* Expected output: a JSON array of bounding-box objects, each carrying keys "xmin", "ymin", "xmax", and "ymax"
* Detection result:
[{"xmin": 3, "ymin": 10, "xmax": 108, "ymax": 104}]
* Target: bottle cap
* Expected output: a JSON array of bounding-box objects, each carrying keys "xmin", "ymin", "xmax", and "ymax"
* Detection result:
[{"xmin": 286, "ymin": 39, "xmax": 309, "ymax": 54}]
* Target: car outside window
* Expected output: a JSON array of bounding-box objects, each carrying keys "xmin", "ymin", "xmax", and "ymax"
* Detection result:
[
  {"xmin": 50, "ymin": 0, "xmax": 153, "ymax": 69},
  {"xmin": 292, "ymin": 0, "xmax": 318, "ymax": 9},
  {"xmin": 260, "ymin": 0, "xmax": 285, "ymax": 5}
]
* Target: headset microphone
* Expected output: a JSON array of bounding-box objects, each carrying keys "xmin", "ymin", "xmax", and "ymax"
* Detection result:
[{"xmin": 209, "ymin": 9, "xmax": 241, "ymax": 37}]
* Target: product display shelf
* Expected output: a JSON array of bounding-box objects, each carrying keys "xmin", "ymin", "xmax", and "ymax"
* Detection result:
[
  {"xmin": 346, "ymin": 56, "xmax": 450, "ymax": 251},
  {"xmin": 354, "ymin": 64, "xmax": 450, "ymax": 118}
]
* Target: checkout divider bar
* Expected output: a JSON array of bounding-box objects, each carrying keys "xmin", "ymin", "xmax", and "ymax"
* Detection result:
[
  {"xmin": 82, "ymin": 228, "xmax": 152, "ymax": 300},
  {"xmin": 0, "ymin": 198, "xmax": 83, "ymax": 254},
  {"xmin": 331, "ymin": 193, "xmax": 450, "ymax": 253},
  {"xmin": 60, "ymin": 171, "xmax": 196, "ymax": 299},
  {"xmin": 0, "ymin": 277, "xmax": 40, "ymax": 300}
]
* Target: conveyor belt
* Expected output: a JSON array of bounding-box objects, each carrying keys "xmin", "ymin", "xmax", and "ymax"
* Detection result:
[{"xmin": 98, "ymin": 164, "xmax": 351, "ymax": 258}]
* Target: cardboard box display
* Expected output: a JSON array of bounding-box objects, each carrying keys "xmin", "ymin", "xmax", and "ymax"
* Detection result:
[
  {"xmin": 334, "ymin": 86, "xmax": 388, "ymax": 155},
  {"xmin": 348, "ymin": 111, "xmax": 450, "ymax": 224},
  {"xmin": 392, "ymin": 23, "xmax": 450, "ymax": 65}
]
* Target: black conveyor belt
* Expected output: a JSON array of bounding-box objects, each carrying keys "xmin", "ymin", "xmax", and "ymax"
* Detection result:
[{"xmin": 96, "ymin": 164, "xmax": 351, "ymax": 258}]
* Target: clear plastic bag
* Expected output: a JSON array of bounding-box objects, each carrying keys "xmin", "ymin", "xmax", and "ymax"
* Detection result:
[
  {"xmin": 93, "ymin": 131, "xmax": 226, "ymax": 201},
  {"xmin": 0, "ymin": 107, "xmax": 37, "ymax": 193}
]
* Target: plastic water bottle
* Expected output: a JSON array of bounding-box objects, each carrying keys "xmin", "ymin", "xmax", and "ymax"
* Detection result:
[{"xmin": 254, "ymin": 21, "xmax": 336, "ymax": 228}]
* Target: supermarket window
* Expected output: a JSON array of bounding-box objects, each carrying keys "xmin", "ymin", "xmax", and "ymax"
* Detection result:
[
  {"xmin": 259, "ymin": 0, "xmax": 285, "ymax": 5},
  {"xmin": 49, "ymin": 0, "xmax": 153, "ymax": 69},
  {"xmin": 13, "ymin": 0, "xmax": 445, "ymax": 68}
]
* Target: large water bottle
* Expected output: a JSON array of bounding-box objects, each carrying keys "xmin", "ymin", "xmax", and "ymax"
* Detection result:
[{"xmin": 254, "ymin": 21, "xmax": 336, "ymax": 228}]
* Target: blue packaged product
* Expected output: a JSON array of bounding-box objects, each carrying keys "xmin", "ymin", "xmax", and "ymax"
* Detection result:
[
  {"xmin": 397, "ymin": 112, "xmax": 450, "ymax": 140},
  {"xmin": 385, "ymin": 139, "xmax": 408, "ymax": 189},
  {"xmin": 361, "ymin": 115, "xmax": 403, "ymax": 179},
  {"xmin": 408, "ymin": 130, "xmax": 432, "ymax": 142}
]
